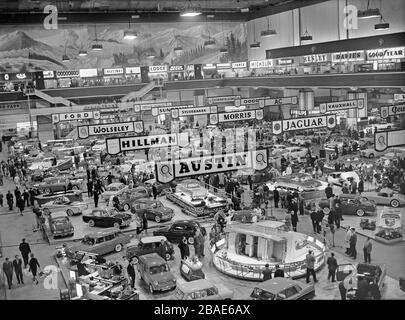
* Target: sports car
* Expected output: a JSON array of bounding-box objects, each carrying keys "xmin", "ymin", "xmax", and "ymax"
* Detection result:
[
  {"xmin": 250, "ymin": 278, "xmax": 315, "ymax": 300},
  {"xmin": 34, "ymin": 190, "xmax": 83, "ymax": 206},
  {"xmin": 318, "ymin": 194, "xmax": 376, "ymax": 217},
  {"xmin": 327, "ymin": 171, "xmax": 360, "ymax": 186},
  {"xmin": 361, "ymin": 188, "xmax": 405, "ymax": 208},
  {"xmin": 115, "ymin": 186, "xmax": 150, "ymax": 211},
  {"xmin": 102, "ymin": 182, "xmax": 129, "ymax": 201},
  {"xmin": 42, "ymin": 196, "xmax": 88, "ymax": 216}
]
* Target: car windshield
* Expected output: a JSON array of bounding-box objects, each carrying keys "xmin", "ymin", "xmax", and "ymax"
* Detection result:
[
  {"xmin": 107, "ymin": 186, "xmax": 119, "ymax": 191},
  {"xmin": 82, "ymin": 236, "xmax": 95, "ymax": 245},
  {"xmin": 53, "ymin": 217, "xmax": 69, "ymax": 224},
  {"xmin": 250, "ymin": 288, "xmax": 276, "ymax": 300},
  {"xmin": 149, "ymin": 264, "xmax": 169, "ymax": 275}
]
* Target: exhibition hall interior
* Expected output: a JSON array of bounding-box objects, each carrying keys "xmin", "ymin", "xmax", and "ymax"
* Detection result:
[{"xmin": 0, "ymin": 0, "xmax": 405, "ymax": 302}]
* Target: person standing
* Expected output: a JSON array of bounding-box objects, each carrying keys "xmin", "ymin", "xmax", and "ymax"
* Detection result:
[
  {"xmin": 310, "ymin": 204, "xmax": 318, "ymax": 233},
  {"xmin": 325, "ymin": 184, "xmax": 334, "ymax": 199},
  {"xmin": 126, "ymin": 258, "xmax": 136, "ymax": 289},
  {"xmin": 12, "ymin": 255, "xmax": 24, "ymax": 285},
  {"xmin": 93, "ymin": 188, "xmax": 99, "ymax": 208},
  {"xmin": 284, "ymin": 211, "xmax": 292, "ymax": 231},
  {"xmin": 350, "ymin": 179, "xmax": 357, "ymax": 194},
  {"xmin": 247, "ymin": 175, "xmax": 253, "ymax": 191},
  {"xmin": 193, "ymin": 230, "xmax": 201, "ymax": 258},
  {"xmin": 28, "ymin": 253, "xmax": 40, "ymax": 285},
  {"xmin": 152, "ymin": 184, "xmax": 158, "ymax": 200},
  {"xmin": 178, "ymin": 237, "xmax": 190, "ymax": 260},
  {"xmin": 298, "ymin": 196, "xmax": 305, "ymax": 216},
  {"xmin": 2, "ymin": 257, "xmax": 14, "ymax": 289},
  {"xmin": 291, "ymin": 210, "xmax": 299, "ymax": 232},
  {"xmin": 6, "ymin": 190, "xmax": 13, "ymax": 210},
  {"xmin": 23, "ymin": 189, "xmax": 30, "ymax": 207},
  {"xmin": 0, "ymin": 191, "xmax": 3, "ymax": 207},
  {"xmin": 142, "ymin": 213, "xmax": 148, "ymax": 235},
  {"xmin": 19, "ymin": 238, "xmax": 31, "ymax": 268},
  {"xmin": 363, "ymin": 237, "xmax": 372, "ymax": 264},
  {"xmin": 198, "ymin": 229, "xmax": 205, "ymax": 258},
  {"xmin": 305, "ymin": 250, "xmax": 317, "ymax": 284},
  {"xmin": 262, "ymin": 264, "xmax": 272, "ymax": 281},
  {"xmin": 87, "ymin": 180, "xmax": 93, "ymax": 197},
  {"xmin": 326, "ymin": 252, "xmax": 338, "ymax": 282},
  {"xmin": 17, "ymin": 196, "xmax": 25, "ymax": 216},
  {"xmin": 349, "ymin": 228, "xmax": 357, "ymax": 259},
  {"xmin": 333, "ymin": 195, "xmax": 342, "ymax": 228},
  {"xmin": 273, "ymin": 264, "xmax": 285, "ymax": 278},
  {"xmin": 273, "ymin": 187, "xmax": 279, "ymax": 208},
  {"xmin": 344, "ymin": 227, "xmax": 352, "ymax": 255},
  {"xmin": 358, "ymin": 178, "xmax": 364, "ymax": 194}
]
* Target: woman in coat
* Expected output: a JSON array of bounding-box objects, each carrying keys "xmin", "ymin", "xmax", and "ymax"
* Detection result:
[
  {"xmin": 344, "ymin": 226, "xmax": 352, "ymax": 255},
  {"xmin": 28, "ymin": 253, "xmax": 40, "ymax": 285}
]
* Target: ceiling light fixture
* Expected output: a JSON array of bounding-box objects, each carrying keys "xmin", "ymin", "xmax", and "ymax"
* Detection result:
[
  {"xmin": 173, "ymin": 30, "xmax": 183, "ymax": 53},
  {"xmin": 92, "ymin": 24, "xmax": 103, "ymax": 51},
  {"xmin": 124, "ymin": 19, "xmax": 137, "ymax": 40},
  {"xmin": 249, "ymin": 20, "xmax": 260, "ymax": 48},
  {"xmin": 62, "ymin": 54, "xmax": 69, "ymax": 62},
  {"xmin": 374, "ymin": 2, "xmax": 390, "ymax": 31},
  {"xmin": 204, "ymin": 15, "xmax": 216, "ymax": 48},
  {"xmin": 358, "ymin": 0, "xmax": 380, "ymax": 19},
  {"xmin": 300, "ymin": 28, "xmax": 312, "ymax": 42},
  {"xmin": 180, "ymin": 0, "xmax": 202, "ymax": 17},
  {"xmin": 78, "ymin": 50, "xmax": 88, "ymax": 57},
  {"xmin": 261, "ymin": 16, "xmax": 277, "ymax": 37},
  {"xmin": 219, "ymin": 21, "xmax": 228, "ymax": 54}
]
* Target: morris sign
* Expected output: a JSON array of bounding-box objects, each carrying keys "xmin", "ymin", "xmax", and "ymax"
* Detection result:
[
  {"xmin": 77, "ymin": 121, "xmax": 144, "ymax": 139},
  {"xmin": 210, "ymin": 109, "xmax": 264, "ymax": 124},
  {"xmin": 272, "ymin": 114, "xmax": 336, "ymax": 135},
  {"xmin": 319, "ymin": 99, "xmax": 364, "ymax": 113},
  {"xmin": 52, "ymin": 111, "xmax": 100, "ymax": 123}
]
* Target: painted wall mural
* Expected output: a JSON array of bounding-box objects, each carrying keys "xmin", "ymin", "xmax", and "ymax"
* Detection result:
[{"xmin": 0, "ymin": 22, "xmax": 247, "ymax": 72}]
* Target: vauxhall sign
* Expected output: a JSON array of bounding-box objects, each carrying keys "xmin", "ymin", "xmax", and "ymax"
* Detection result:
[
  {"xmin": 77, "ymin": 121, "xmax": 144, "ymax": 139},
  {"xmin": 319, "ymin": 99, "xmax": 364, "ymax": 113},
  {"xmin": 272, "ymin": 114, "xmax": 336, "ymax": 135},
  {"xmin": 52, "ymin": 111, "xmax": 100, "ymax": 123}
]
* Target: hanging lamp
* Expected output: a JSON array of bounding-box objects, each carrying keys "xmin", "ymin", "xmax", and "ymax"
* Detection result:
[
  {"xmin": 261, "ymin": 16, "xmax": 277, "ymax": 38},
  {"xmin": 250, "ymin": 20, "xmax": 260, "ymax": 48},
  {"xmin": 91, "ymin": 24, "xmax": 103, "ymax": 51}
]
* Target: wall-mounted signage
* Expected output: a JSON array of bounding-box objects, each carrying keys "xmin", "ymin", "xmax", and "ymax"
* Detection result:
[
  {"xmin": 210, "ymin": 109, "xmax": 263, "ymax": 124},
  {"xmin": 203, "ymin": 63, "xmax": 217, "ymax": 70},
  {"xmin": 103, "ymin": 68, "xmax": 124, "ymax": 76},
  {"xmin": 0, "ymin": 103, "xmax": 21, "ymax": 110},
  {"xmin": 77, "ymin": 121, "xmax": 144, "ymax": 139},
  {"xmin": 155, "ymin": 149, "xmax": 268, "ymax": 183},
  {"xmin": 125, "ymin": 67, "xmax": 141, "ymax": 74},
  {"xmin": 207, "ymin": 95, "xmax": 241, "ymax": 105},
  {"xmin": 332, "ymin": 50, "xmax": 365, "ymax": 62},
  {"xmin": 377, "ymin": 208, "xmax": 402, "ymax": 230},
  {"xmin": 375, "ymin": 129, "xmax": 405, "ymax": 152},
  {"xmin": 106, "ymin": 132, "xmax": 189, "ymax": 155},
  {"xmin": 15, "ymin": 73, "xmax": 27, "ymax": 80},
  {"xmin": 366, "ymin": 47, "xmax": 405, "ymax": 60},
  {"xmin": 42, "ymin": 71, "xmax": 55, "ymax": 79},
  {"xmin": 277, "ymin": 59, "xmax": 294, "ymax": 65},
  {"xmin": 148, "ymin": 65, "xmax": 168, "ymax": 73},
  {"xmin": 0, "ymin": 73, "xmax": 32, "ymax": 81},
  {"xmin": 272, "ymin": 114, "xmax": 336, "ymax": 135},
  {"xmin": 171, "ymin": 106, "xmax": 217, "ymax": 118},
  {"xmin": 265, "ymin": 96, "xmax": 298, "ymax": 106},
  {"xmin": 302, "ymin": 54, "xmax": 328, "ymax": 64},
  {"xmin": 319, "ymin": 99, "xmax": 364, "ymax": 114},
  {"xmin": 381, "ymin": 105, "xmax": 405, "ymax": 118},
  {"xmin": 79, "ymin": 68, "xmax": 98, "ymax": 78},
  {"xmin": 152, "ymin": 104, "xmax": 194, "ymax": 116},
  {"xmin": 83, "ymin": 102, "xmax": 119, "ymax": 111},
  {"xmin": 56, "ymin": 70, "xmax": 80, "ymax": 78},
  {"xmin": 169, "ymin": 65, "xmax": 185, "ymax": 72},
  {"xmin": 216, "ymin": 63, "xmax": 231, "ymax": 70},
  {"xmin": 52, "ymin": 111, "xmax": 100, "ymax": 123},
  {"xmin": 249, "ymin": 59, "xmax": 273, "ymax": 69},
  {"xmin": 394, "ymin": 93, "xmax": 405, "ymax": 101},
  {"xmin": 232, "ymin": 62, "xmax": 247, "ymax": 69}
]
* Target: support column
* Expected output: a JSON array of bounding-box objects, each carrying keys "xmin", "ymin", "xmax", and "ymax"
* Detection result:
[
  {"xmin": 306, "ymin": 90, "xmax": 314, "ymax": 111},
  {"xmin": 299, "ymin": 90, "xmax": 306, "ymax": 111},
  {"xmin": 347, "ymin": 91, "xmax": 358, "ymax": 129}
]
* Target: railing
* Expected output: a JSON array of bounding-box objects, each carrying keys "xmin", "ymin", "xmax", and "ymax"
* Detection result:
[
  {"xmin": 29, "ymin": 89, "xmax": 76, "ymax": 106},
  {"xmin": 121, "ymin": 82, "xmax": 159, "ymax": 102}
]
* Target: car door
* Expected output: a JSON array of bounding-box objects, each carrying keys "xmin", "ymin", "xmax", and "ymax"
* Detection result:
[
  {"xmin": 145, "ymin": 202, "xmax": 158, "ymax": 220},
  {"xmin": 101, "ymin": 210, "xmax": 115, "ymax": 227},
  {"xmin": 91, "ymin": 210, "xmax": 104, "ymax": 226},
  {"xmin": 340, "ymin": 197, "xmax": 352, "ymax": 214}
]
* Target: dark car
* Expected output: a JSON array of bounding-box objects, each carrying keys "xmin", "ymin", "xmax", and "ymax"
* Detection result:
[
  {"xmin": 82, "ymin": 208, "xmax": 133, "ymax": 229},
  {"xmin": 115, "ymin": 187, "xmax": 150, "ymax": 211},
  {"xmin": 34, "ymin": 190, "xmax": 83, "ymax": 206},
  {"xmin": 126, "ymin": 236, "xmax": 174, "ymax": 262},
  {"xmin": 153, "ymin": 220, "xmax": 206, "ymax": 244},
  {"xmin": 35, "ymin": 177, "xmax": 82, "ymax": 194},
  {"xmin": 131, "ymin": 199, "xmax": 174, "ymax": 223},
  {"xmin": 144, "ymin": 179, "xmax": 171, "ymax": 196},
  {"xmin": 318, "ymin": 194, "xmax": 377, "ymax": 217}
]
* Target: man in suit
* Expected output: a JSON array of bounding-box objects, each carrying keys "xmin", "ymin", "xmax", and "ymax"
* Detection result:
[
  {"xmin": 2, "ymin": 257, "xmax": 14, "ymax": 289},
  {"xmin": 13, "ymin": 255, "xmax": 24, "ymax": 285},
  {"xmin": 326, "ymin": 252, "xmax": 338, "ymax": 282},
  {"xmin": 127, "ymin": 258, "xmax": 136, "ymax": 289},
  {"xmin": 19, "ymin": 238, "xmax": 31, "ymax": 268},
  {"xmin": 262, "ymin": 264, "xmax": 272, "ymax": 281},
  {"xmin": 349, "ymin": 228, "xmax": 357, "ymax": 259},
  {"xmin": 273, "ymin": 188, "xmax": 280, "ymax": 208}
]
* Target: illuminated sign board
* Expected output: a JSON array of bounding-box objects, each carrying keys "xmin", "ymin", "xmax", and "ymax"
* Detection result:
[
  {"xmin": 319, "ymin": 99, "xmax": 364, "ymax": 113},
  {"xmin": 231, "ymin": 62, "xmax": 247, "ymax": 69},
  {"xmin": 52, "ymin": 111, "xmax": 100, "ymax": 123},
  {"xmin": 79, "ymin": 69, "xmax": 98, "ymax": 78},
  {"xmin": 394, "ymin": 93, "xmax": 405, "ymax": 101},
  {"xmin": 169, "ymin": 65, "xmax": 185, "ymax": 72},
  {"xmin": 77, "ymin": 121, "xmax": 144, "ymax": 139},
  {"xmin": 272, "ymin": 114, "xmax": 336, "ymax": 135},
  {"xmin": 332, "ymin": 50, "xmax": 365, "ymax": 62},
  {"xmin": 43, "ymin": 71, "xmax": 55, "ymax": 79},
  {"xmin": 249, "ymin": 59, "xmax": 273, "ymax": 69},
  {"xmin": 148, "ymin": 65, "xmax": 168, "ymax": 73},
  {"xmin": 0, "ymin": 103, "xmax": 21, "ymax": 110},
  {"xmin": 302, "ymin": 54, "xmax": 328, "ymax": 64},
  {"xmin": 125, "ymin": 67, "xmax": 141, "ymax": 74},
  {"xmin": 55, "ymin": 70, "xmax": 80, "ymax": 78},
  {"xmin": 366, "ymin": 47, "xmax": 405, "ymax": 60},
  {"xmin": 380, "ymin": 105, "xmax": 405, "ymax": 118},
  {"xmin": 103, "ymin": 68, "xmax": 124, "ymax": 75}
]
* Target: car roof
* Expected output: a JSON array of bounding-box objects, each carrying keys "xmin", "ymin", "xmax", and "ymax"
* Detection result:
[
  {"xmin": 178, "ymin": 279, "xmax": 214, "ymax": 293},
  {"xmin": 50, "ymin": 211, "xmax": 69, "ymax": 218},
  {"xmin": 255, "ymin": 278, "xmax": 300, "ymax": 293},
  {"xmin": 86, "ymin": 227, "xmax": 120, "ymax": 238},
  {"xmin": 139, "ymin": 253, "xmax": 166, "ymax": 265},
  {"xmin": 140, "ymin": 236, "xmax": 167, "ymax": 244}
]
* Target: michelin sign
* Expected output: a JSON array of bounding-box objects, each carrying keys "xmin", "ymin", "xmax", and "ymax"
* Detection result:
[{"xmin": 77, "ymin": 121, "xmax": 144, "ymax": 139}]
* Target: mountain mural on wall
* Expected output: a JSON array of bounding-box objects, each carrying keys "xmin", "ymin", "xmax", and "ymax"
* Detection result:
[{"xmin": 0, "ymin": 22, "xmax": 247, "ymax": 72}]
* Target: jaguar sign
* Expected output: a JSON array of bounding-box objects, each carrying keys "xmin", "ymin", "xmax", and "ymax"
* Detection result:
[{"xmin": 272, "ymin": 114, "xmax": 336, "ymax": 135}]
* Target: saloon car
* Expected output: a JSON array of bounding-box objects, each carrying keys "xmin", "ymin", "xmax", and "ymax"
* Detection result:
[
  {"xmin": 287, "ymin": 136, "xmax": 312, "ymax": 147},
  {"xmin": 360, "ymin": 148, "xmax": 385, "ymax": 159},
  {"xmin": 36, "ymin": 177, "xmax": 82, "ymax": 194},
  {"xmin": 82, "ymin": 208, "xmax": 133, "ymax": 229},
  {"xmin": 102, "ymin": 182, "xmax": 128, "ymax": 201},
  {"xmin": 327, "ymin": 171, "xmax": 360, "ymax": 186},
  {"xmin": 42, "ymin": 196, "xmax": 87, "ymax": 216},
  {"xmin": 153, "ymin": 220, "xmax": 207, "ymax": 244},
  {"xmin": 126, "ymin": 236, "xmax": 174, "ymax": 262},
  {"xmin": 318, "ymin": 194, "xmax": 377, "ymax": 216},
  {"xmin": 271, "ymin": 144, "xmax": 287, "ymax": 156},
  {"xmin": 250, "ymin": 278, "xmax": 315, "ymax": 300},
  {"xmin": 47, "ymin": 211, "xmax": 74, "ymax": 238},
  {"xmin": 131, "ymin": 199, "xmax": 174, "ymax": 223},
  {"xmin": 172, "ymin": 279, "xmax": 234, "ymax": 300},
  {"xmin": 281, "ymin": 146, "xmax": 308, "ymax": 160},
  {"xmin": 65, "ymin": 228, "xmax": 131, "ymax": 260},
  {"xmin": 115, "ymin": 186, "xmax": 150, "ymax": 211},
  {"xmin": 361, "ymin": 188, "xmax": 405, "ymax": 208}
]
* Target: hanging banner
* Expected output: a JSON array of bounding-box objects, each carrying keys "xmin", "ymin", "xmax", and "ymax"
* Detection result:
[
  {"xmin": 272, "ymin": 114, "xmax": 336, "ymax": 135},
  {"xmin": 331, "ymin": 50, "xmax": 365, "ymax": 62},
  {"xmin": 319, "ymin": 99, "xmax": 364, "ymax": 113},
  {"xmin": 148, "ymin": 65, "xmax": 168, "ymax": 73},
  {"xmin": 374, "ymin": 129, "xmax": 405, "ymax": 152},
  {"xmin": 232, "ymin": 62, "xmax": 247, "ymax": 69},
  {"xmin": 380, "ymin": 104, "xmax": 405, "ymax": 118},
  {"xmin": 377, "ymin": 208, "xmax": 402, "ymax": 230},
  {"xmin": 52, "ymin": 111, "xmax": 100, "ymax": 123},
  {"xmin": 207, "ymin": 95, "xmax": 241, "ymax": 105},
  {"xmin": 77, "ymin": 121, "xmax": 144, "ymax": 139},
  {"xmin": 366, "ymin": 47, "xmax": 405, "ymax": 60},
  {"xmin": 171, "ymin": 106, "xmax": 217, "ymax": 118},
  {"xmin": 394, "ymin": 93, "xmax": 405, "ymax": 101},
  {"xmin": 155, "ymin": 149, "xmax": 268, "ymax": 183},
  {"xmin": 210, "ymin": 109, "xmax": 263, "ymax": 124},
  {"xmin": 105, "ymin": 132, "xmax": 189, "ymax": 155},
  {"xmin": 152, "ymin": 104, "xmax": 194, "ymax": 116},
  {"xmin": 265, "ymin": 96, "xmax": 298, "ymax": 106}
]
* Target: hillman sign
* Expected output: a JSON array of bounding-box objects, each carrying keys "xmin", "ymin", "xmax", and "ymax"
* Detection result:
[
  {"xmin": 171, "ymin": 106, "xmax": 217, "ymax": 118},
  {"xmin": 210, "ymin": 109, "xmax": 264, "ymax": 124},
  {"xmin": 155, "ymin": 149, "xmax": 268, "ymax": 183},
  {"xmin": 105, "ymin": 132, "xmax": 189, "ymax": 155},
  {"xmin": 380, "ymin": 105, "xmax": 405, "ymax": 118},
  {"xmin": 319, "ymin": 99, "xmax": 364, "ymax": 114},
  {"xmin": 77, "ymin": 121, "xmax": 144, "ymax": 139},
  {"xmin": 52, "ymin": 111, "xmax": 100, "ymax": 123},
  {"xmin": 272, "ymin": 114, "xmax": 336, "ymax": 135}
]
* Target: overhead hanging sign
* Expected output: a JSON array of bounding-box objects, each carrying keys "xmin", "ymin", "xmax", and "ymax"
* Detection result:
[
  {"xmin": 302, "ymin": 54, "xmax": 328, "ymax": 64},
  {"xmin": 152, "ymin": 104, "xmax": 194, "ymax": 116},
  {"xmin": 79, "ymin": 68, "xmax": 98, "ymax": 78},
  {"xmin": 155, "ymin": 149, "xmax": 268, "ymax": 183},
  {"xmin": 236, "ymin": 97, "xmax": 268, "ymax": 107},
  {"xmin": 272, "ymin": 114, "xmax": 336, "ymax": 135},
  {"xmin": 207, "ymin": 95, "xmax": 241, "ymax": 105},
  {"xmin": 216, "ymin": 63, "xmax": 231, "ymax": 70},
  {"xmin": 103, "ymin": 68, "xmax": 124, "ymax": 75},
  {"xmin": 331, "ymin": 50, "xmax": 365, "ymax": 62},
  {"xmin": 380, "ymin": 104, "xmax": 405, "ymax": 118},
  {"xmin": 277, "ymin": 59, "xmax": 294, "ymax": 65},
  {"xmin": 138, "ymin": 102, "xmax": 172, "ymax": 111},
  {"xmin": 171, "ymin": 106, "xmax": 217, "ymax": 118},
  {"xmin": 319, "ymin": 99, "xmax": 364, "ymax": 113},
  {"xmin": 374, "ymin": 129, "xmax": 405, "ymax": 152},
  {"xmin": 105, "ymin": 132, "xmax": 189, "ymax": 155},
  {"xmin": 366, "ymin": 47, "xmax": 405, "ymax": 60},
  {"xmin": 42, "ymin": 70, "xmax": 55, "ymax": 79},
  {"xmin": 0, "ymin": 103, "xmax": 21, "ymax": 110},
  {"xmin": 249, "ymin": 59, "xmax": 273, "ymax": 69},
  {"xmin": 394, "ymin": 93, "xmax": 405, "ymax": 101},
  {"xmin": 232, "ymin": 62, "xmax": 247, "ymax": 69},
  {"xmin": 148, "ymin": 65, "xmax": 168, "ymax": 73},
  {"xmin": 210, "ymin": 109, "xmax": 263, "ymax": 124},
  {"xmin": 265, "ymin": 96, "xmax": 298, "ymax": 106},
  {"xmin": 77, "ymin": 121, "xmax": 144, "ymax": 139},
  {"xmin": 290, "ymin": 109, "xmax": 308, "ymax": 117},
  {"xmin": 52, "ymin": 111, "xmax": 100, "ymax": 123}
]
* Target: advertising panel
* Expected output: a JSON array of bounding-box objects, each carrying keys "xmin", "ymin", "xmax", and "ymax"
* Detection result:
[
  {"xmin": 265, "ymin": 96, "xmax": 298, "ymax": 106},
  {"xmin": 272, "ymin": 114, "xmax": 336, "ymax": 135},
  {"xmin": 210, "ymin": 109, "xmax": 263, "ymax": 124},
  {"xmin": 207, "ymin": 95, "xmax": 241, "ymax": 105},
  {"xmin": 380, "ymin": 104, "xmax": 405, "ymax": 118},
  {"xmin": 319, "ymin": 99, "xmax": 364, "ymax": 113},
  {"xmin": 171, "ymin": 106, "xmax": 217, "ymax": 118},
  {"xmin": 374, "ymin": 129, "xmax": 405, "ymax": 152},
  {"xmin": 366, "ymin": 47, "xmax": 405, "ymax": 60},
  {"xmin": 52, "ymin": 111, "xmax": 100, "ymax": 123},
  {"xmin": 77, "ymin": 121, "xmax": 144, "ymax": 139},
  {"xmin": 148, "ymin": 65, "xmax": 168, "ymax": 73}
]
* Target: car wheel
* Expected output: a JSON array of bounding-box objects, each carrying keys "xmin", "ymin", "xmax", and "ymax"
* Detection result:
[
  {"xmin": 43, "ymin": 208, "xmax": 50, "ymax": 215},
  {"xmin": 390, "ymin": 199, "xmax": 400, "ymax": 208},
  {"xmin": 356, "ymin": 209, "xmax": 365, "ymax": 217},
  {"xmin": 114, "ymin": 243, "xmax": 123, "ymax": 252},
  {"xmin": 123, "ymin": 203, "xmax": 130, "ymax": 211},
  {"xmin": 66, "ymin": 209, "xmax": 74, "ymax": 216},
  {"xmin": 45, "ymin": 188, "xmax": 51, "ymax": 194},
  {"xmin": 88, "ymin": 219, "xmax": 95, "ymax": 227},
  {"xmin": 188, "ymin": 237, "xmax": 194, "ymax": 245},
  {"xmin": 149, "ymin": 284, "xmax": 155, "ymax": 294},
  {"xmin": 165, "ymin": 253, "xmax": 171, "ymax": 261},
  {"xmin": 369, "ymin": 154, "xmax": 374, "ymax": 159},
  {"xmin": 155, "ymin": 216, "xmax": 161, "ymax": 223},
  {"xmin": 113, "ymin": 222, "xmax": 120, "ymax": 229}
]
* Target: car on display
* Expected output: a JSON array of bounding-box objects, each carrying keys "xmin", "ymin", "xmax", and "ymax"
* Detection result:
[
  {"xmin": 144, "ymin": 179, "xmax": 171, "ymax": 196},
  {"xmin": 115, "ymin": 186, "xmax": 150, "ymax": 211},
  {"xmin": 153, "ymin": 220, "xmax": 207, "ymax": 244},
  {"xmin": 102, "ymin": 182, "xmax": 129, "ymax": 201},
  {"xmin": 271, "ymin": 144, "xmax": 287, "ymax": 156},
  {"xmin": 360, "ymin": 148, "xmax": 385, "ymax": 159},
  {"xmin": 172, "ymin": 279, "xmax": 234, "ymax": 300},
  {"xmin": 267, "ymin": 173, "xmax": 328, "ymax": 193},
  {"xmin": 361, "ymin": 188, "xmax": 405, "ymax": 208},
  {"xmin": 176, "ymin": 179, "xmax": 208, "ymax": 199},
  {"xmin": 230, "ymin": 210, "xmax": 262, "ymax": 223},
  {"xmin": 131, "ymin": 199, "xmax": 174, "ymax": 223},
  {"xmin": 281, "ymin": 146, "xmax": 308, "ymax": 159},
  {"xmin": 42, "ymin": 196, "xmax": 87, "ymax": 216},
  {"xmin": 91, "ymin": 140, "xmax": 106, "ymax": 152},
  {"xmin": 35, "ymin": 176, "xmax": 82, "ymax": 194},
  {"xmin": 327, "ymin": 171, "xmax": 360, "ymax": 186},
  {"xmin": 47, "ymin": 211, "xmax": 74, "ymax": 238},
  {"xmin": 65, "ymin": 228, "xmax": 131, "ymax": 260},
  {"xmin": 250, "ymin": 278, "xmax": 315, "ymax": 300},
  {"xmin": 82, "ymin": 208, "xmax": 133, "ymax": 228},
  {"xmin": 287, "ymin": 136, "xmax": 312, "ymax": 147},
  {"xmin": 138, "ymin": 253, "xmax": 177, "ymax": 294},
  {"xmin": 126, "ymin": 236, "xmax": 174, "ymax": 262},
  {"xmin": 34, "ymin": 190, "xmax": 83, "ymax": 206},
  {"xmin": 318, "ymin": 194, "xmax": 377, "ymax": 217},
  {"xmin": 235, "ymin": 168, "xmax": 272, "ymax": 185}
]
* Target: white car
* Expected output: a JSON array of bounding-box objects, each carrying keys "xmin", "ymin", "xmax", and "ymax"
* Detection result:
[
  {"xmin": 102, "ymin": 182, "xmax": 128, "ymax": 201},
  {"xmin": 282, "ymin": 147, "xmax": 308, "ymax": 159},
  {"xmin": 327, "ymin": 171, "xmax": 360, "ymax": 186},
  {"xmin": 360, "ymin": 148, "xmax": 385, "ymax": 159},
  {"xmin": 92, "ymin": 140, "xmax": 106, "ymax": 152},
  {"xmin": 287, "ymin": 136, "xmax": 312, "ymax": 146},
  {"xmin": 271, "ymin": 144, "xmax": 287, "ymax": 156}
]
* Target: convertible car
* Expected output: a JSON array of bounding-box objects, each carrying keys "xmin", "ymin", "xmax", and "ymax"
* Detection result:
[
  {"xmin": 42, "ymin": 196, "xmax": 87, "ymax": 216},
  {"xmin": 115, "ymin": 186, "xmax": 150, "ymax": 211},
  {"xmin": 250, "ymin": 278, "xmax": 315, "ymax": 300},
  {"xmin": 318, "ymin": 194, "xmax": 377, "ymax": 217},
  {"xmin": 172, "ymin": 279, "xmax": 234, "ymax": 300},
  {"xmin": 35, "ymin": 176, "xmax": 82, "ymax": 194},
  {"xmin": 361, "ymin": 188, "xmax": 405, "ymax": 208}
]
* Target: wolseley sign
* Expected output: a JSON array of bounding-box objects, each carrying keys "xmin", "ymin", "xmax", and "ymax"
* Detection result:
[
  {"xmin": 207, "ymin": 95, "xmax": 241, "ymax": 105},
  {"xmin": 265, "ymin": 96, "xmax": 298, "ymax": 106},
  {"xmin": 106, "ymin": 132, "xmax": 189, "ymax": 155},
  {"xmin": 52, "ymin": 111, "xmax": 100, "ymax": 123},
  {"xmin": 319, "ymin": 99, "xmax": 364, "ymax": 113},
  {"xmin": 272, "ymin": 114, "xmax": 336, "ymax": 135},
  {"xmin": 210, "ymin": 109, "xmax": 263, "ymax": 124},
  {"xmin": 155, "ymin": 149, "xmax": 268, "ymax": 183},
  {"xmin": 171, "ymin": 106, "xmax": 217, "ymax": 118},
  {"xmin": 77, "ymin": 121, "xmax": 144, "ymax": 139},
  {"xmin": 380, "ymin": 105, "xmax": 405, "ymax": 118},
  {"xmin": 366, "ymin": 47, "xmax": 405, "ymax": 60},
  {"xmin": 152, "ymin": 104, "xmax": 194, "ymax": 116}
]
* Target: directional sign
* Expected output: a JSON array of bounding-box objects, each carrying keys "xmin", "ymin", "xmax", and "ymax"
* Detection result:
[
  {"xmin": 77, "ymin": 121, "xmax": 144, "ymax": 139},
  {"xmin": 171, "ymin": 106, "xmax": 217, "ymax": 118},
  {"xmin": 319, "ymin": 99, "xmax": 364, "ymax": 114},
  {"xmin": 210, "ymin": 109, "xmax": 263, "ymax": 124},
  {"xmin": 52, "ymin": 111, "xmax": 100, "ymax": 123},
  {"xmin": 265, "ymin": 96, "xmax": 298, "ymax": 106},
  {"xmin": 380, "ymin": 105, "xmax": 405, "ymax": 118},
  {"xmin": 272, "ymin": 114, "xmax": 336, "ymax": 135},
  {"xmin": 374, "ymin": 129, "xmax": 405, "ymax": 152}
]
